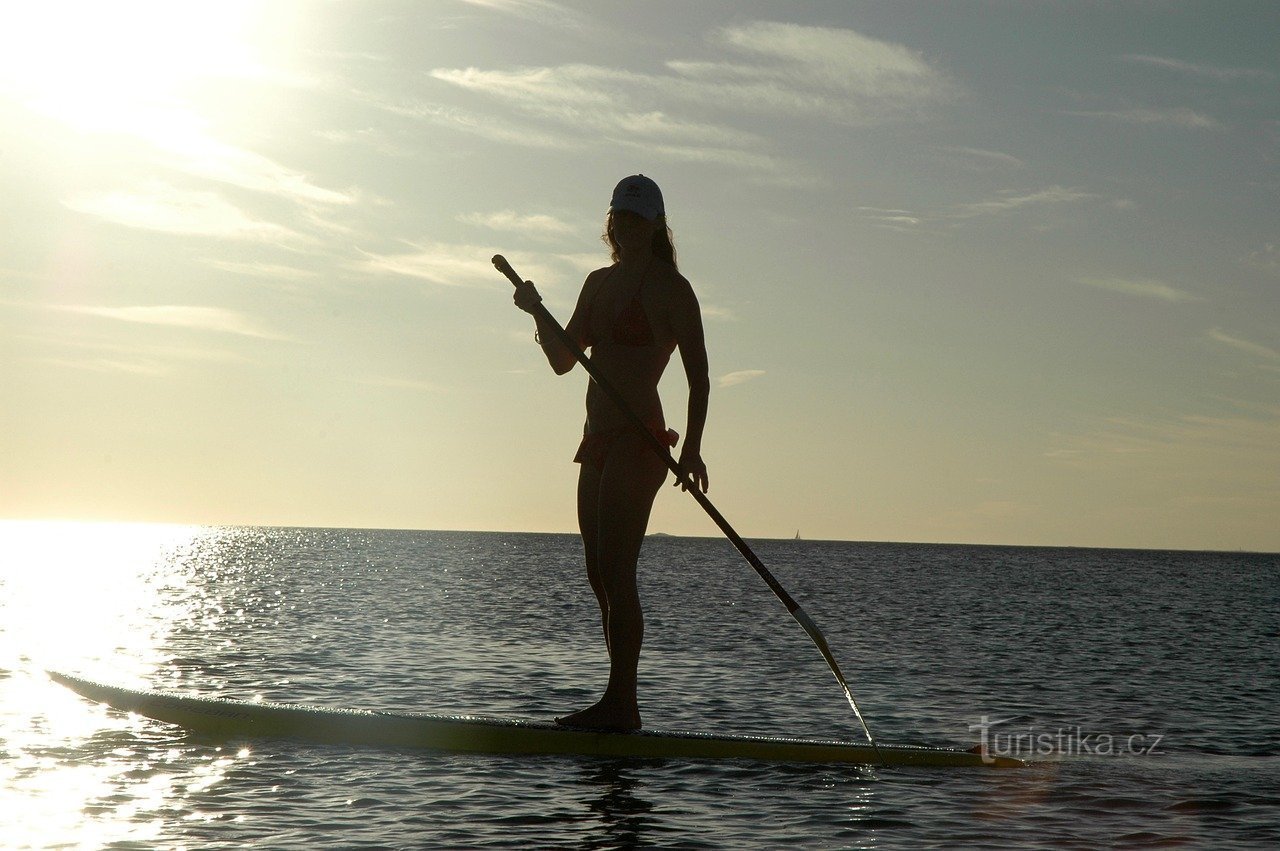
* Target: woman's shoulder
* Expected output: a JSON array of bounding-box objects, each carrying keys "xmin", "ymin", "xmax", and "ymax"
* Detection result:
[
  {"xmin": 585, "ymin": 263, "xmax": 620, "ymax": 285},
  {"xmin": 650, "ymin": 261, "xmax": 694, "ymax": 301},
  {"xmin": 579, "ymin": 264, "xmax": 616, "ymax": 297}
]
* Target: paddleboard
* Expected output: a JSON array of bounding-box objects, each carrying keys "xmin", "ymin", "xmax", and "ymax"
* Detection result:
[{"xmin": 49, "ymin": 672, "xmax": 1023, "ymax": 768}]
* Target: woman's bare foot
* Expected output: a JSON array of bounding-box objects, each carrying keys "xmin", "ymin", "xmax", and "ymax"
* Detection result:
[{"xmin": 555, "ymin": 699, "xmax": 641, "ymax": 732}]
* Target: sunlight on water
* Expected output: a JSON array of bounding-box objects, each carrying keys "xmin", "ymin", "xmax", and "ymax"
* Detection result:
[
  {"xmin": 0, "ymin": 520, "xmax": 244, "ymax": 849},
  {"xmin": 0, "ymin": 527, "xmax": 1274, "ymax": 847},
  {"xmin": 1, "ymin": 520, "xmax": 201, "ymax": 677}
]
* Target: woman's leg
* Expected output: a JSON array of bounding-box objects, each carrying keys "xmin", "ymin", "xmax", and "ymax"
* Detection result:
[
  {"xmin": 576, "ymin": 461, "xmax": 609, "ymax": 651},
  {"xmin": 560, "ymin": 431, "xmax": 666, "ymax": 730}
]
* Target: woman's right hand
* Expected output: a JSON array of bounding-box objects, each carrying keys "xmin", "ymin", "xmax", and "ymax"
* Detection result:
[{"xmin": 513, "ymin": 280, "xmax": 542, "ymax": 314}]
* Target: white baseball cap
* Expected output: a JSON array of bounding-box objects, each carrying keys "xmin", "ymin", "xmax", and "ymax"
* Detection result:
[{"xmin": 609, "ymin": 174, "xmax": 665, "ymax": 220}]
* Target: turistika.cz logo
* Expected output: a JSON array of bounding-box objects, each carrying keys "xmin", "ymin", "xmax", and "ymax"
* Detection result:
[{"xmin": 969, "ymin": 715, "xmax": 1165, "ymax": 764}]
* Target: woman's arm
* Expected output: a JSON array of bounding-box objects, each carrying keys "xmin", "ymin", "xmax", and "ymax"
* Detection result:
[
  {"xmin": 514, "ymin": 273, "xmax": 596, "ymax": 375},
  {"xmin": 670, "ymin": 274, "xmax": 710, "ymax": 493}
]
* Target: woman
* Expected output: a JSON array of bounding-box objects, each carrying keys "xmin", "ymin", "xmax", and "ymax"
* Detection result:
[{"xmin": 513, "ymin": 174, "xmax": 710, "ymax": 731}]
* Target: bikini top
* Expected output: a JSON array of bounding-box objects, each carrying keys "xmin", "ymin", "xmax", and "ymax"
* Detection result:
[{"xmin": 584, "ymin": 263, "xmax": 655, "ymax": 348}]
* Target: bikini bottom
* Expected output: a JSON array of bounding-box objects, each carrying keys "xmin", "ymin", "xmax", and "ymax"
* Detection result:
[{"xmin": 573, "ymin": 425, "xmax": 678, "ymax": 471}]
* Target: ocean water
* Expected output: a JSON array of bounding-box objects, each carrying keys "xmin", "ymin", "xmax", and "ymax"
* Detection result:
[{"xmin": 1, "ymin": 522, "xmax": 1277, "ymax": 849}]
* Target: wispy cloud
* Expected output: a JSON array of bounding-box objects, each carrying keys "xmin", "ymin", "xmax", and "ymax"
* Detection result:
[
  {"xmin": 859, "ymin": 186, "xmax": 1100, "ymax": 232},
  {"xmin": 19, "ymin": 329, "xmax": 252, "ymax": 376},
  {"xmin": 54, "ymin": 304, "xmax": 290, "ymax": 340},
  {"xmin": 936, "ymin": 146, "xmax": 1026, "ymax": 169},
  {"xmin": 1246, "ymin": 242, "xmax": 1280, "ymax": 276},
  {"xmin": 719, "ymin": 369, "xmax": 765, "ymax": 388},
  {"xmin": 36, "ymin": 356, "xmax": 175, "ymax": 376},
  {"xmin": 457, "ymin": 0, "xmax": 582, "ymax": 27},
  {"xmin": 1119, "ymin": 54, "xmax": 1274, "ymax": 82},
  {"xmin": 176, "ymin": 137, "xmax": 355, "ymax": 207},
  {"xmin": 950, "ymin": 186, "xmax": 1095, "ymax": 219},
  {"xmin": 202, "ymin": 259, "xmax": 320, "ymax": 281},
  {"xmin": 705, "ymin": 20, "xmax": 953, "ymax": 110},
  {"xmin": 23, "ymin": 70, "xmax": 354, "ymax": 210},
  {"xmin": 858, "ymin": 206, "xmax": 923, "ymax": 231},
  {"xmin": 429, "ymin": 66, "xmax": 774, "ymax": 146},
  {"xmin": 357, "ymin": 241, "xmax": 561, "ymax": 289},
  {"xmin": 1209, "ymin": 328, "xmax": 1280, "ymax": 361},
  {"xmin": 435, "ymin": 22, "xmax": 952, "ymax": 125},
  {"xmin": 1048, "ymin": 408, "xmax": 1280, "ymax": 474},
  {"xmin": 357, "ymin": 242, "xmax": 497, "ymax": 287},
  {"xmin": 555, "ymin": 252, "xmax": 609, "ymax": 274},
  {"xmin": 700, "ymin": 304, "xmax": 737, "ymax": 322},
  {"xmin": 424, "ymin": 20, "xmax": 952, "ymax": 178},
  {"xmin": 348, "ymin": 375, "xmax": 445, "ymax": 392},
  {"xmin": 1077, "ymin": 276, "xmax": 1203, "ymax": 303},
  {"xmin": 64, "ymin": 182, "xmax": 303, "ymax": 243},
  {"xmin": 1064, "ymin": 107, "xmax": 1222, "ymax": 130},
  {"xmin": 363, "ymin": 93, "xmax": 573, "ymax": 149},
  {"xmin": 458, "ymin": 210, "xmax": 575, "ymax": 238}
]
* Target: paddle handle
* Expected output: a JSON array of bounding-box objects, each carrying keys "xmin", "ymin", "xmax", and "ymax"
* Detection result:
[{"xmin": 492, "ymin": 254, "xmax": 526, "ymax": 289}]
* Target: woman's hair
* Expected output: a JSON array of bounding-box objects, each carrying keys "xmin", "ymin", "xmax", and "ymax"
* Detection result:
[{"xmin": 603, "ymin": 213, "xmax": 678, "ymax": 270}]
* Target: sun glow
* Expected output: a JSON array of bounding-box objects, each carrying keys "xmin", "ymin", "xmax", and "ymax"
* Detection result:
[{"xmin": 0, "ymin": 1, "xmax": 272, "ymax": 137}]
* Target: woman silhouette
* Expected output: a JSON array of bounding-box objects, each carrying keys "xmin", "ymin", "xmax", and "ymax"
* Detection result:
[{"xmin": 513, "ymin": 175, "xmax": 710, "ymax": 730}]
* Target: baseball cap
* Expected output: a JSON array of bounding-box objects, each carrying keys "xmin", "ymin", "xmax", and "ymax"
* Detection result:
[{"xmin": 609, "ymin": 174, "xmax": 665, "ymax": 220}]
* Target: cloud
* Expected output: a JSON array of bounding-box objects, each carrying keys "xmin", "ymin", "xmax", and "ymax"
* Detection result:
[
  {"xmin": 357, "ymin": 241, "xmax": 561, "ymax": 289},
  {"xmin": 1064, "ymin": 107, "xmax": 1222, "ymax": 130},
  {"xmin": 20, "ymin": 66, "xmax": 354, "ymax": 209},
  {"xmin": 364, "ymin": 94, "xmax": 572, "ymax": 148},
  {"xmin": 859, "ymin": 186, "xmax": 1103, "ymax": 233},
  {"xmin": 429, "ymin": 66, "xmax": 773, "ymax": 145},
  {"xmin": 508, "ymin": 21, "xmax": 951, "ymax": 123},
  {"xmin": 17, "ymin": 329, "xmax": 252, "ymax": 375},
  {"xmin": 348, "ymin": 375, "xmax": 445, "ymax": 392},
  {"xmin": 937, "ymin": 146, "xmax": 1026, "ymax": 169},
  {"xmin": 699, "ymin": 304, "xmax": 737, "ymax": 322},
  {"xmin": 1209, "ymin": 328, "xmax": 1280, "ymax": 361},
  {"xmin": 64, "ymin": 182, "xmax": 302, "ymax": 243},
  {"xmin": 555, "ymin": 252, "xmax": 609, "ymax": 274},
  {"xmin": 457, "ymin": 0, "xmax": 582, "ymax": 27},
  {"xmin": 1048, "ymin": 407, "xmax": 1280, "ymax": 472},
  {"xmin": 950, "ymin": 186, "xmax": 1094, "ymax": 218},
  {"xmin": 1119, "ymin": 54, "xmax": 1274, "ymax": 82},
  {"xmin": 357, "ymin": 243, "xmax": 497, "ymax": 287},
  {"xmin": 719, "ymin": 369, "xmax": 765, "ymax": 388},
  {"xmin": 424, "ymin": 20, "xmax": 952, "ymax": 177},
  {"xmin": 707, "ymin": 20, "xmax": 950, "ymax": 109},
  {"xmin": 458, "ymin": 210, "xmax": 575, "ymax": 238},
  {"xmin": 157, "ymin": 126, "xmax": 356, "ymax": 207},
  {"xmin": 1247, "ymin": 242, "xmax": 1280, "ymax": 276},
  {"xmin": 1077, "ymin": 276, "xmax": 1203, "ymax": 303},
  {"xmin": 202, "ymin": 259, "xmax": 320, "ymax": 281},
  {"xmin": 858, "ymin": 206, "xmax": 923, "ymax": 230},
  {"xmin": 35, "ymin": 356, "xmax": 175, "ymax": 376},
  {"xmin": 54, "ymin": 304, "xmax": 290, "ymax": 340}
]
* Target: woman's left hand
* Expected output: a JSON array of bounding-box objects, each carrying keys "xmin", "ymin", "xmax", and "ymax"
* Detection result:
[{"xmin": 674, "ymin": 450, "xmax": 708, "ymax": 493}]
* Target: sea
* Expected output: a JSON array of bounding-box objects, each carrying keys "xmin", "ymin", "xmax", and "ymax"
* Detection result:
[{"xmin": 1, "ymin": 522, "xmax": 1277, "ymax": 849}]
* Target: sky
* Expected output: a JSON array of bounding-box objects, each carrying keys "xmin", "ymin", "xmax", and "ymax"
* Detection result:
[{"xmin": 1, "ymin": 1, "xmax": 1277, "ymax": 551}]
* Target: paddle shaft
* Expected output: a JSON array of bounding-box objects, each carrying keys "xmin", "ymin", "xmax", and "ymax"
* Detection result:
[{"xmin": 494, "ymin": 254, "xmax": 883, "ymax": 759}]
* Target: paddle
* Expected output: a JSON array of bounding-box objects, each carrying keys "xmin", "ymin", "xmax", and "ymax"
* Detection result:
[{"xmin": 494, "ymin": 254, "xmax": 883, "ymax": 761}]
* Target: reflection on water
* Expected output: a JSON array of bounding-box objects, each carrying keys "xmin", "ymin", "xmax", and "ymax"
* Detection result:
[
  {"xmin": 577, "ymin": 760, "xmax": 658, "ymax": 849},
  {"xmin": 0, "ymin": 521, "xmax": 246, "ymax": 849}
]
